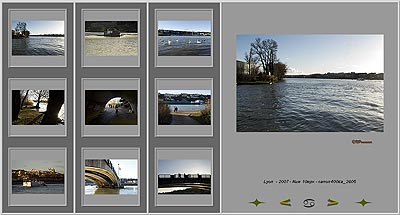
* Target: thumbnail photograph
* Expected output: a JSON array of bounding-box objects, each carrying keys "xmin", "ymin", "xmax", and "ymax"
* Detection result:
[
  {"xmin": 158, "ymin": 20, "xmax": 211, "ymax": 56},
  {"xmin": 11, "ymin": 160, "xmax": 65, "ymax": 194},
  {"xmin": 158, "ymin": 159, "xmax": 211, "ymax": 195},
  {"xmin": 85, "ymin": 159, "xmax": 138, "ymax": 195},
  {"xmin": 85, "ymin": 90, "xmax": 138, "ymax": 125},
  {"xmin": 158, "ymin": 90, "xmax": 211, "ymax": 125},
  {"xmin": 12, "ymin": 20, "xmax": 65, "ymax": 56},
  {"xmin": 236, "ymin": 34, "xmax": 384, "ymax": 132},
  {"xmin": 11, "ymin": 90, "xmax": 65, "ymax": 125},
  {"xmin": 85, "ymin": 21, "xmax": 138, "ymax": 56}
]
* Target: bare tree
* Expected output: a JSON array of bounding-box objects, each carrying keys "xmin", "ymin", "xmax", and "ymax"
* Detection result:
[
  {"xmin": 30, "ymin": 90, "xmax": 49, "ymax": 109},
  {"xmin": 251, "ymin": 38, "xmax": 278, "ymax": 76}
]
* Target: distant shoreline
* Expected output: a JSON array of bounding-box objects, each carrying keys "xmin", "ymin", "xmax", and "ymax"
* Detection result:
[
  {"xmin": 285, "ymin": 72, "xmax": 383, "ymax": 80},
  {"xmin": 29, "ymin": 35, "xmax": 64, "ymax": 37}
]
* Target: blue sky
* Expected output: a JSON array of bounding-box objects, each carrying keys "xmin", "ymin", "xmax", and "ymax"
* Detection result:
[
  {"xmin": 158, "ymin": 20, "xmax": 211, "ymax": 32},
  {"xmin": 158, "ymin": 90, "xmax": 211, "ymax": 96},
  {"xmin": 12, "ymin": 20, "xmax": 64, "ymax": 35},
  {"xmin": 158, "ymin": 159, "xmax": 211, "ymax": 175},
  {"xmin": 12, "ymin": 160, "xmax": 65, "ymax": 174},
  {"xmin": 110, "ymin": 159, "xmax": 137, "ymax": 179},
  {"xmin": 236, "ymin": 34, "xmax": 384, "ymax": 75}
]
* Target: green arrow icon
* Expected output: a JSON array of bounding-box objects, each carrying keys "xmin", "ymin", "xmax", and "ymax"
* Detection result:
[
  {"xmin": 280, "ymin": 198, "xmax": 291, "ymax": 206},
  {"xmin": 327, "ymin": 198, "xmax": 339, "ymax": 206}
]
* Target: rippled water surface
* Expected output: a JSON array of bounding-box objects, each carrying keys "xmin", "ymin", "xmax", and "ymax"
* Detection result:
[
  {"xmin": 85, "ymin": 33, "xmax": 138, "ymax": 56},
  {"xmin": 12, "ymin": 37, "xmax": 64, "ymax": 56},
  {"xmin": 237, "ymin": 78, "xmax": 384, "ymax": 132},
  {"xmin": 12, "ymin": 184, "xmax": 64, "ymax": 194}
]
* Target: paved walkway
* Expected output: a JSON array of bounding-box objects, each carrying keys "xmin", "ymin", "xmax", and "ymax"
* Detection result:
[
  {"xmin": 170, "ymin": 115, "xmax": 200, "ymax": 125},
  {"xmin": 89, "ymin": 107, "xmax": 136, "ymax": 125}
]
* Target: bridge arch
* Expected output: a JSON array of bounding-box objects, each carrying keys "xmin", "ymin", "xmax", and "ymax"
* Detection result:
[{"xmin": 85, "ymin": 159, "xmax": 121, "ymax": 188}]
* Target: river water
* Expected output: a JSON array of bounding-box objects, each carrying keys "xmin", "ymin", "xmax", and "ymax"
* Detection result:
[
  {"xmin": 12, "ymin": 37, "xmax": 64, "ymax": 56},
  {"xmin": 237, "ymin": 78, "xmax": 384, "ymax": 132},
  {"xmin": 85, "ymin": 33, "xmax": 138, "ymax": 56},
  {"xmin": 158, "ymin": 36, "xmax": 211, "ymax": 56},
  {"xmin": 85, "ymin": 185, "xmax": 138, "ymax": 195},
  {"xmin": 12, "ymin": 184, "xmax": 64, "ymax": 194}
]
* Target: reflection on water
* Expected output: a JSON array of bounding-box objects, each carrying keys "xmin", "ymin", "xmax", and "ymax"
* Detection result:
[
  {"xmin": 85, "ymin": 33, "xmax": 138, "ymax": 56},
  {"xmin": 12, "ymin": 184, "xmax": 64, "ymax": 194},
  {"xmin": 168, "ymin": 104, "xmax": 206, "ymax": 111},
  {"xmin": 158, "ymin": 36, "xmax": 211, "ymax": 56},
  {"xmin": 12, "ymin": 37, "xmax": 64, "ymax": 56},
  {"xmin": 237, "ymin": 78, "xmax": 384, "ymax": 132},
  {"xmin": 85, "ymin": 185, "xmax": 138, "ymax": 195},
  {"xmin": 158, "ymin": 187, "xmax": 189, "ymax": 194}
]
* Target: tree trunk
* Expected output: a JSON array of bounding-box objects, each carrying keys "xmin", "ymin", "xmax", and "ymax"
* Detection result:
[
  {"xmin": 35, "ymin": 93, "xmax": 41, "ymax": 108},
  {"xmin": 41, "ymin": 90, "xmax": 64, "ymax": 125},
  {"xmin": 20, "ymin": 90, "xmax": 29, "ymax": 110},
  {"xmin": 12, "ymin": 90, "xmax": 21, "ymax": 121}
]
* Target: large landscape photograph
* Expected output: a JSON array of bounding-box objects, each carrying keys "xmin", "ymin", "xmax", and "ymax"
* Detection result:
[
  {"xmin": 236, "ymin": 34, "xmax": 384, "ymax": 132},
  {"xmin": 12, "ymin": 20, "xmax": 65, "ymax": 56}
]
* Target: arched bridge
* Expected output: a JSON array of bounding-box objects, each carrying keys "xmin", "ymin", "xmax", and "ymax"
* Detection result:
[{"xmin": 85, "ymin": 159, "xmax": 121, "ymax": 188}]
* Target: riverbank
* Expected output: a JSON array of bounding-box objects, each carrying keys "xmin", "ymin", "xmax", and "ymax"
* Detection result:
[
  {"xmin": 12, "ymin": 106, "xmax": 44, "ymax": 125},
  {"xmin": 237, "ymin": 81, "xmax": 273, "ymax": 85}
]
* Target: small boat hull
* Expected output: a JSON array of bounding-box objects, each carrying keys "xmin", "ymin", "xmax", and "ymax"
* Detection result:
[{"xmin": 23, "ymin": 181, "xmax": 45, "ymax": 187}]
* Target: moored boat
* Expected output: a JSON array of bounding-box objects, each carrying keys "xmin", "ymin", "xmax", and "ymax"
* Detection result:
[
  {"xmin": 23, "ymin": 180, "xmax": 46, "ymax": 187},
  {"xmin": 104, "ymin": 28, "xmax": 121, "ymax": 37}
]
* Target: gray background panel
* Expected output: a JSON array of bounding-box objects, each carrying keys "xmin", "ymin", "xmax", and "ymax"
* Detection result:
[
  {"xmin": 149, "ymin": 3, "xmax": 220, "ymax": 213},
  {"xmin": 2, "ymin": 3, "xmax": 74, "ymax": 213},
  {"xmin": 8, "ymin": 148, "xmax": 67, "ymax": 206},
  {"xmin": 75, "ymin": 3, "xmax": 147, "ymax": 213},
  {"xmin": 222, "ymin": 2, "xmax": 398, "ymax": 213}
]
